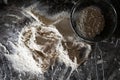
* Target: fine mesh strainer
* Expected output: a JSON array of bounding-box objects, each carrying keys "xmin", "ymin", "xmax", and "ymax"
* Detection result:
[
  {"xmin": 70, "ymin": 0, "xmax": 117, "ymax": 43},
  {"xmin": 70, "ymin": 0, "xmax": 117, "ymax": 80}
]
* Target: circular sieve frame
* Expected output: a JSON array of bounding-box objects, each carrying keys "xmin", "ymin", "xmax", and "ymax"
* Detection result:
[{"xmin": 70, "ymin": 0, "xmax": 117, "ymax": 43}]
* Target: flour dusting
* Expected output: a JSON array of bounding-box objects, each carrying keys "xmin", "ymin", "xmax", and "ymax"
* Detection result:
[{"xmin": 5, "ymin": 10, "xmax": 91, "ymax": 76}]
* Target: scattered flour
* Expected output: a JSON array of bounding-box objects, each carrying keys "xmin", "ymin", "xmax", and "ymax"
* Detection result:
[{"xmin": 5, "ymin": 10, "xmax": 91, "ymax": 75}]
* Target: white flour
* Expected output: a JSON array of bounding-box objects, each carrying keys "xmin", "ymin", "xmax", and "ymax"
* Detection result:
[{"xmin": 5, "ymin": 10, "xmax": 91, "ymax": 76}]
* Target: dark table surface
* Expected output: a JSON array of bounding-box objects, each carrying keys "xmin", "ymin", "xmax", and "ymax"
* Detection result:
[{"xmin": 0, "ymin": 0, "xmax": 120, "ymax": 80}]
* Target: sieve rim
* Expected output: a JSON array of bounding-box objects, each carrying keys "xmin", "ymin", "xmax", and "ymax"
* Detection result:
[{"xmin": 70, "ymin": 0, "xmax": 117, "ymax": 43}]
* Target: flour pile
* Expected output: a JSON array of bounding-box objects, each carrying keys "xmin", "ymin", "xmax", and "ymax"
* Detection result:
[{"xmin": 5, "ymin": 11, "xmax": 91, "ymax": 75}]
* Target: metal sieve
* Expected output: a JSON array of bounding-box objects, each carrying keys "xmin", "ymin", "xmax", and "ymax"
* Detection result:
[
  {"xmin": 70, "ymin": 0, "xmax": 117, "ymax": 80},
  {"xmin": 70, "ymin": 0, "xmax": 117, "ymax": 43}
]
